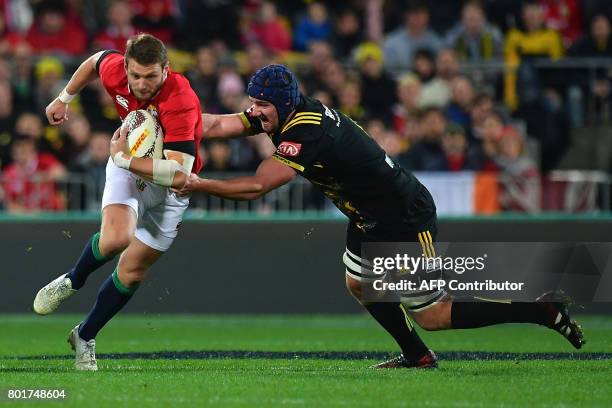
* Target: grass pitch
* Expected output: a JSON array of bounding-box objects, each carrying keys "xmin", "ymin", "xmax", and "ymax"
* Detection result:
[{"xmin": 1, "ymin": 314, "xmax": 611, "ymax": 407}]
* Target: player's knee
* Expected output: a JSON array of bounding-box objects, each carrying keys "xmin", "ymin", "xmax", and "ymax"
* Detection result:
[
  {"xmin": 117, "ymin": 266, "xmax": 146, "ymax": 288},
  {"xmin": 100, "ymin": 205, "xmax": 136, "ymax": 256},
  {"xmin": 98, "ymin": 232, "xmax": 131, "ymax": 256}
]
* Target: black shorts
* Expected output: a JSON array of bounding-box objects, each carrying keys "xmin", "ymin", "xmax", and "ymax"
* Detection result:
[{"xmin": 343, "ymin": 217, "xmax": 446, "ymax": 311}]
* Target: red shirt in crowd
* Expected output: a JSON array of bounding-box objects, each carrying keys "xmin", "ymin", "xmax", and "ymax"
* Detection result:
[
  {"xmin": 94, "ymin": 27, "xmax": 137, "ymax": 53},
  {"xmin": 246, "ymin": 21, "xmax": 291, "ymax": 53},
  {"xmin": 130, "ymin": 0, "xmax": 175, "ymax": 44},
  {"xmin": 97, "ymin": 51, "xmax": 204, "ymax": 172},
  {"xmin": 2, "ymin": 153, "xmax": 64, "ymax": 211},
  {"xmin": 446, "ymin": 155, "xmax": 465, "ymax": 172},
  {"xmin": 539, "ymin": 0, "xmax": 582, "ymax": 46},
  {"xmin": 130, "ymin": 0, "xmax": 174, "ymax": 18},
  {"xmin": 25, "ymin": 12, "xmax": 87, "ymax": 56}
]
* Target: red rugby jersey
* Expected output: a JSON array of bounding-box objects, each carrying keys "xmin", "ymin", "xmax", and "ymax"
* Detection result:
[{"xmin": 97, "ymin": 51, "xmax": 203, "ymax": 173}]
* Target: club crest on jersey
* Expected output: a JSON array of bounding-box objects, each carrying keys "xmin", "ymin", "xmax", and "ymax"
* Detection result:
[
  {"xmin": 277, "ymin": 141, "xmax": 301, "ymax": 157},
  {"xmin": 116, "ymin": 95, "xmax": 129, "ymax": 110},
  {"xmin": 146, "ymin": 105, "xmax": 158, "ymax": 118}
]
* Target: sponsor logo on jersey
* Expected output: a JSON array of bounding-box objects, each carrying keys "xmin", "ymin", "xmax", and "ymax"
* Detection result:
[
  {"xmin": 277, "ymin": 141, "xmax": 302, "ymax": 157},
  {"xmin": 116, "ymin": 95, "xmax": 129, "ymax": 110},
  {"xmin": 323, "ymin": 104, "xmax": 341, "ymax": 127}
]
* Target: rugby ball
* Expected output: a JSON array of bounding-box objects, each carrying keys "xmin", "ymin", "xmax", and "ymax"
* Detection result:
[{"xmin": 121, "ymin": 109, "xmax": 163, "ymax": 159}]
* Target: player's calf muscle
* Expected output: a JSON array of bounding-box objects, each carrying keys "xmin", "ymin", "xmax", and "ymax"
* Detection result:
[{"xmin": 412, "ymin": 301, "xmax": 452, "ymax": 331}]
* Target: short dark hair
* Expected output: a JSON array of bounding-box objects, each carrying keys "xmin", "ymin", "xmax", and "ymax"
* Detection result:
[
  {"xmin": 473, "ymin": 93, "xmax": 493, "ymax": 106},
  {"xmin": 11, "ymin": 134, "xmax": 36, "ymax": 149},
  {"xmin": 590, "ymin": 12, "xmax": 611, "ymax": 27},
  {"xmin": 486, "ymin": 109, "xmax": 506, "ymax": 124},
  {"xmin": 446, "ymin": 122, "xmax": 466, "ymax": 135},
  {"xmin": 418, "ymin": 106, "xmax": 445, "ymax": 120},
  {"xmin": 125, "ymin": 33, "xmax": 168, "ymax": 68},
  {"xmin": 522, "ymin": 0, "xmax": 541, "ymax": 9},
  {"xmin": 36, "ymin": 0, "xmax": 66, "ymax": 16},
  {"xmin": 406, "ymin": 0, "xmax": 429, "ymax": 14},
  {"xmin": 463, "ymin": 0, "xmax": 484, "ymax": 12},
  {"xmin": 414, "ymin": 47, "xmax": 436, "ymax": 63}
]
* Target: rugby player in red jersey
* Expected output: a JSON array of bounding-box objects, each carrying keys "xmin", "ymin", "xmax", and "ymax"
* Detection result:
[{"xmin": 33, "ymin": 34, "xmax": 202, "ymax": 371}]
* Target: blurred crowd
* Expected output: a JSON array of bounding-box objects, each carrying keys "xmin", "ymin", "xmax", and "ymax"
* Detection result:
[{"xmin": 0, "ymin": 0, "xmax": 611, "ymax": 212}]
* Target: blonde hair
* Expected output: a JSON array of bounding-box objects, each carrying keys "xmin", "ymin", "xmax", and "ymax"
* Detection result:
[{"xmin": 398, "ymin": 72, "xmax": 421, "ymax": 88}]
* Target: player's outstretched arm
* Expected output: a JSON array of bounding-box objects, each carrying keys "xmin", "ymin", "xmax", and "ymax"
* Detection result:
[
  {"xmin": 202, "ymin": 109, "xmax": 263, "ymax": 139},
  {"xmin": 110, "ymin": 126, "xmax": 195, "ymax": 189},
  {"xmin": 177, "ymin": 157, "xmax": 296, "ymax": 200},
  {"xmin": 45, "ymin": 51, "xmax": 105, "ymax": 126}
]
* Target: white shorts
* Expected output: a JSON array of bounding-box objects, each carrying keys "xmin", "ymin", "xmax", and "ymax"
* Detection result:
[{"xmin": 101, "ymin": 158, "xmax": 189, "ymax": 252}]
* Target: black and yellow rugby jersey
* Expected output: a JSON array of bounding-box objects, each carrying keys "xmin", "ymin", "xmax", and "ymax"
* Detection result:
[{"xmin": 269, "ymin": 96, "xmax": 436, "ymax": 229}]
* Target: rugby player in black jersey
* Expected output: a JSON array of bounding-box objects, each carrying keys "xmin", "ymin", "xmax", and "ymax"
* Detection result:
[{"xmin": 180, "ymin": 65, "xmax": 585, "ymax": 368}]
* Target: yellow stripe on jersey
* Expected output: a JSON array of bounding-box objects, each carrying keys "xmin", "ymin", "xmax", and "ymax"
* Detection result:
[
  {"xmin": 418, "ymin": 232, "xmax": 431, "ymax": 258},
  {"xmin": 284, "ymin": 115, "xmax": 322, "ymax": 126},
  {"xmin": 293, "ymin": 111, "xmax": 322, "ymax": 119},
  {"xmin": 284, "ymin": 111, "xmax": 321, "ymax": 122},
  {"xmin": 282, "ymin": 119, "xmax": 322, "ymax": 134},
  {"xmin": 281, "ymin": 112, "xmax": 322, "ymax": 133},
  {"xmin": 272, "ymin": 154, "xmax": 304, "ymax": 172},
  {"xmin": 283, "ymin": 116, "xmax": 321, "ymax": 126},
  {"xmin": 282, "ymin": 115, "xmax": 322, "ymax": 132},
  {"xmin": 425, "ymin": 230, "xmax": 436, "ymax": 257}
]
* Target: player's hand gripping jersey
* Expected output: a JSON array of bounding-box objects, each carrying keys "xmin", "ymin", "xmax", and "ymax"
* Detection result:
[{"xmin": 250, "ymin": 95, "xmax": 436, "ymax": 230}]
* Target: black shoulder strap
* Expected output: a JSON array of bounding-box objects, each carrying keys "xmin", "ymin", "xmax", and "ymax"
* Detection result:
[
  {"xmin": 96, "ymin": 50, "xmax": 122, "ymax": 76},
  {"xmin": 163, "ymin": 140, "xmax": 196, "ymax": 157}
]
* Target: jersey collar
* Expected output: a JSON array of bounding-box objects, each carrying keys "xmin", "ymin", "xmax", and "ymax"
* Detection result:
[
  {"xmin": 265, "ymin": 110, "xmax": 297, "ymax": 141},
  {"xmin": 277, "ymin": 110, "xmax": 297, "ymax": 133}
]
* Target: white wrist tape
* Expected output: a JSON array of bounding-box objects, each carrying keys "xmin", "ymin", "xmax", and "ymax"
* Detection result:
[
  {"xmin": 153, "ymin": 159, "xmax": 184, "ymax": 186},
  {"xmin": 164, "ymin": 150, "xmax": 195, "ymax": 175},
  {"xmin": 151, "ymin": 151, "xmax": 195, "ymax": 187},
  {"xmin": 113, "ymin": 151, "xmax": 132, "ymax": 170},
  {"xmin": 58, "ymin": 88, "xmax": 76, "ymax": 104}
]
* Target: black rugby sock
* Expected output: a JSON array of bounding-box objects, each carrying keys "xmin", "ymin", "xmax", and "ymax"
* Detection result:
[
  {"xmin": 66, "ymin": 232, "xmax": 114, "ymax": 290},
  {"xmin": 78, "ymin": 268, "xmax": 138, "ymax": 341},
  {"xmin": 451, "ymin": 300, "xmax": 548, "ymax": 329},
  {"xmin": 364, "ymin": 302, "xmax": 430, "ymax": 362}
]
